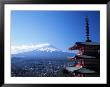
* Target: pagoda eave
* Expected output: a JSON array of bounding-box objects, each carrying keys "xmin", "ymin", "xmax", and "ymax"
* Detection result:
[{"xmin": 69, "ymin": 45, "xmax": 82, "ymax": 50}]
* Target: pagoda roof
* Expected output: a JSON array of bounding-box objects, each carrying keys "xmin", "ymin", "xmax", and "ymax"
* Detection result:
[
  {"xmin": 74, "ymin": 68, "xmax": 97, "ymax": 74},
  {"xmin": 65, "ymin": 67, "xmax": 96, "ymax": 74},
  {"xmin": 69, "ymin": 44, "xmax": 81, "ymax": 50},
  {"xmin": 75, "ymin": 55, "xmax": 96, "ymax": 59},
  {"xmin": 67, "ymin": 56, "xmax": 75, "ymax": 58},
  {"xmin": 75, "ymin": 42, "xmax": 100, "ymax": 46},
  {"xmin": 65, "ymin": 67, "xmax": 80, "ymax": 72},
  {"xmin": 69, "ymin": 42, "xmax": 100, "ymax": 50}
]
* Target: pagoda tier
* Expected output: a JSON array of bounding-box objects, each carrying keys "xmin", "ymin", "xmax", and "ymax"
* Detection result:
[
  {"xmin": 75, "ymin": 55, "xmax": 100, "ymax": 73},
  {"xmin": 69, "ymin": 42, "xmax": 100, "ymax": 50},
  {"xmin": 63, "ymin": 67, "xmax": 98, "ymax": 77},
  {"xmin": 69, "ymin": 42, "xmax": 100, "ymax": 56}
]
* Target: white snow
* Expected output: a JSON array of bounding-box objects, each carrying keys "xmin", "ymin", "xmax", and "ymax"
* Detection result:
[{"xmin": 11, "ymin": 43, "xmax": 61, "ymax": 54}]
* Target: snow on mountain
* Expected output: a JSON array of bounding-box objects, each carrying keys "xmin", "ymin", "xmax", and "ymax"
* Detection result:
[
  {"xmin": 11, "ymin": 43, "xmax": 61, "ymax": 54},
  {"xmin": 11, "ymin": 43, "xmax": 74, "ymax": 59}
]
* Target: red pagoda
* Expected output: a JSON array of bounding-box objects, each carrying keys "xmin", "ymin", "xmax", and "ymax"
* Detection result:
[{"xmin": 63, "ymin": 16, "xmax": 100, "ymax": 77}]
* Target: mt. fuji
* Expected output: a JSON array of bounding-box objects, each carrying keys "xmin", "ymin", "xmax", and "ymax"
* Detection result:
[
  {"xmin": 11, "ymin": 43, "xmax": 61, "ymax": 54},
  {"xmin": 11, "ymin": 43, "xmax": 74, "ymax": 59}
]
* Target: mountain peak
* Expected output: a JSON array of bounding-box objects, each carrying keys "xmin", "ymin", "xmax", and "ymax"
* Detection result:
[{"xmin": 11, "ymin": 43, "xmax": 61, "ymax": 54}]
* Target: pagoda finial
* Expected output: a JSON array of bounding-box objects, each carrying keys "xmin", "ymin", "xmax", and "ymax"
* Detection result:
[{"xmin": 85, "ymin": 16, "xmax": 91, "ymax": 42}]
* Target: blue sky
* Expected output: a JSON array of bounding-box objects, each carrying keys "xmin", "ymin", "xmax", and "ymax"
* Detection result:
[{"xmin": 11, "ymin": 11, "xmax": 100, "ymax": 52}]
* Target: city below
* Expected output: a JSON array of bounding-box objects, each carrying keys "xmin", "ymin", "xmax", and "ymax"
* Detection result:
[{"xmin": 11, "ymin": 58, "xmax": 75, "ymax": 77}]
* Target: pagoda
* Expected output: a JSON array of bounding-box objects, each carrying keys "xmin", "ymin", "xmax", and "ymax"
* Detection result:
[{"xmin": 63, "ymin": 16, "xmax": 100, "ymax": 77}]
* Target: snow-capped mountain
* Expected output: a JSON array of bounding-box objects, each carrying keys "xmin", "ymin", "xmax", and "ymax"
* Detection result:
[
  {"xmin": 11, "ymin": 43, "xmax": 74, "ymax": 59},
  {"xmin": 11, "ymin": 43, "xmax": 61, "ymax": 54}
]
